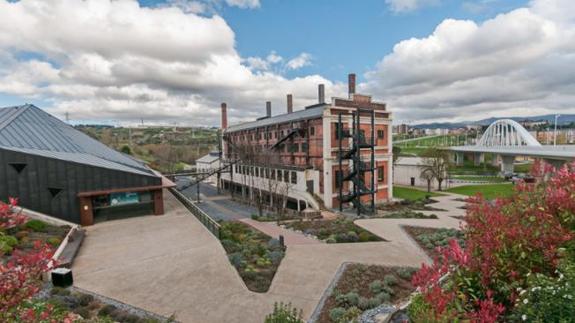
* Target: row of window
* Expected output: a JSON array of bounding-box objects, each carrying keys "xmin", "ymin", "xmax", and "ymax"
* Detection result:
[
  {"xmin": 233, "ymin": 164, "xmax": 298, "ymax": 184},
  {"xmin": 334, "ymin": 125, "xmax": 386, "ymax": 140},
  {"xmin": 233, "ymin": 127, "xmax": 316, "ymax": 142},
  {"xmin": 334, "ymin": 166, "xmax": 386, "ymax": 189}
]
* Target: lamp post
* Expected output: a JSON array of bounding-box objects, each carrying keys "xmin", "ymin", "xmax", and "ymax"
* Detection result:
[{"xmin": 554, "ymin": 114, "xmax": 561, "ymax": 146}]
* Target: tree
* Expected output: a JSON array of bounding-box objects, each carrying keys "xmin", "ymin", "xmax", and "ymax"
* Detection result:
[
  {"xmin": 392, "ymin": 146, "xmax": 401, "ymax": 164},
  {"xmin": 419, "ymin": 147, "xmax": 451, "ymax": 191},
  {"xmin": 120, "ymin": 145, "xmax": 132, "ymax": 155},
  {"xmin": 419, "ymin": 168, "xmax": 436, "ymax": 193}
]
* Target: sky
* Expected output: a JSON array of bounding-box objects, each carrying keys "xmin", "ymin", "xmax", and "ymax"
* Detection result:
[{"xmin": 0, "ymin": 0, "xmax": 573, "ymax": 126}]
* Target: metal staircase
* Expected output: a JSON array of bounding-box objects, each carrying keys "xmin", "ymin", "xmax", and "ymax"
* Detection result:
[{"xmin": 337, "ymin": 108, "xmax": 377, "ymax": 216}]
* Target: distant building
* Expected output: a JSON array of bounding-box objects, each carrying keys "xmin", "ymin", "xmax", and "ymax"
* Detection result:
[
  {"xmin": 0, "ymin": 104, "xmax": 174, "ymax": 225},
  {"xmin": 196, "ymin": 152, "xmax": 221, "ymax": 183},
  {"xmin": 393, "ymin": 157, "xmax": 444, "ymax": 188}
]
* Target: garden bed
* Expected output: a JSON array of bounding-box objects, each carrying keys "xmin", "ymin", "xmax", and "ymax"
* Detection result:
[
  {"xmin": 377, "ymin": 198, "xmax": 446, "ymax": 213},
  {"xmin": 403, "ymin": 226, "xmax": 465, "ymax": 259},
  {"xmin": 318, "ymin": 264, "xmax": 417, "ymax": 323},
  {"xmin": 377, "ymin": 210, "xmax": 438, "ymax": 219},
  {"xmin": 43, "ymin": 287, "xmax": 169, "ymax": 322},
  {"xmin": 2, "ymin": 218, "xmax": 70, "ymax": 260},
  {"xmin": 283, "ymin": 218, "xmax": 384, "ymax": 243},
  {"xmin": 219, "ymin": 221, "xmax": 285, "ymax": 292}
]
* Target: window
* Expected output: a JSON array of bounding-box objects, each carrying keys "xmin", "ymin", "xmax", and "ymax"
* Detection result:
[
  {"xmin": 310, "ymin": 127, "xmax": 315, "ymax": 136},
  {"xmin": 265, "ymin": 168, "xmax": 269, "ymax": 179},
  {"xmin": 302, "ymin": 143, "xmax": 309, "ymax": 151},
  {"xmin": 291, "ymin": 171, "xmax": 297, "ymax": 184},
  {"xmin": 335, "ymin": 170, "xmax": 342, "ymax": 189},
  {"xmin": 48, "ymin": 187, "xmax": 63, "ymax": 198},
  {"xmin": 378, "ymin": 166, "xmax": 385, "ymax": 182},
  {"xmin": 335, "ymin": 124, "xmax": 342, "ymax": 139},
  {"xmin": 378, "ymin": 130, "xmax": 385, "ymax": 139},
  {"xmin": 250, "ymin": 166, "xmax": 254, "ymax": 175},
  {"xmin": 255, "ymin": 167, "xmax": 260, "ymax": 177},
  {"xmin": 277, "ymin": 169, "xmax": 282, "ymax": 181},
  {"xmin": 270, "ymin": 169, "xmax": 275, "ymax": 180},
  {"xmin": 9, "ymin": 163, "xmax": 27, "ymax": 174},
  {"xmin": 284, "ymin": 170, "xmax": 289, "ymax": 183}
]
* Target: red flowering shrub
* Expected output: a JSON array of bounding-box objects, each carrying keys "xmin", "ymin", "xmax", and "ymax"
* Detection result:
[
  {"xmin": 0, "ymin": 198, "xmax": 74, "ymax": 322},
  {"xmin": 410, "ymin": 162, "xmax": 575, "ymax": 322}
]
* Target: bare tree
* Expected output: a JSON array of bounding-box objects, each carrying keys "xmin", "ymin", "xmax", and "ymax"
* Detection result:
[
  {"xmin": 419, "ymin": 147, "xmax": 451, "ymax": 191},
  {"xmin": 419, "ymin": 168, "xmax": 436, "ymax": 193}
]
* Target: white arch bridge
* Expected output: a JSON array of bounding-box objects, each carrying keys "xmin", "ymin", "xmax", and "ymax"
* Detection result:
[{"xmin": 447, "ymin": 119, "xmax": 575, "ymax": 173}]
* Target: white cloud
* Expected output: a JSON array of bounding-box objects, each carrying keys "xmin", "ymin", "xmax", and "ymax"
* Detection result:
[
  {"xmin": 286, "ymin": 53, "xmax": 312, "ymax": 70},
  {"xmin": 225, "ymin": 0, "xmax": 260, "ymax": 9},
  {"xmin": 0, "ymin": 0, "xmax": 340, "ymax": 126},
  {"xmin": 385, "ymin": 0, "xmax": 439, "ymax": 13},
  {"xmin": 365, "ymin": 0, "xmax": 575, "ymax": 123}
]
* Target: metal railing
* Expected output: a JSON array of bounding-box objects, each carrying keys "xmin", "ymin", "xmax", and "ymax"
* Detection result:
[{"xmin": 169, "ymin": 188, "xmax": 221, "ymax": 239}]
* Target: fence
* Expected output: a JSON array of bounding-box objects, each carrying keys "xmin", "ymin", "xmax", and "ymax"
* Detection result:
[{"xmin": 169, "ymin": 188, "xmax": 221, "ymax": 239}]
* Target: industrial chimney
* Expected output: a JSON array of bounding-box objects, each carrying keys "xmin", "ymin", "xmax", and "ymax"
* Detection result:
[
  {"xmin": 348, "ymin": 73, "xmax": 356, "ymax": 98},
  {"xmin": 318, "ymin": 84, "xmax": 325, "ymax": 104},
  {"xmin": 287, "ymin": 94, "xmax": 293, "ymax": 114},
  {"xmin": 266, "ymin": 101, "xmax": 272, "ymax": 118},
  {"xmin": 221, "ymin": 103, "xmax": 227, "ymax": 129}
]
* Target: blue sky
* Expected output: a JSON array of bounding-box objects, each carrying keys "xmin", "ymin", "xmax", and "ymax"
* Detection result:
[
  {"xmin": 0, "ymin": 0, "xmax": 573, "ymax": 126},
  {"xmin": 142, "ymin": 0, "xmax": 529, "ymax": 82}
]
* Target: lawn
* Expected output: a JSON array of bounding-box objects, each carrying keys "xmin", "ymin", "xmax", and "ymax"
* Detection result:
[
  {"xmin": 450, "ymin": 175, "xmax": 507, "ymax": 183},
  {"xmin": 446, "ymin": 183, "xmax": 514, "ymax": 200},
  {"xmin": 393, "ymin": 186, "xmax": 445, "ymax": 201}
]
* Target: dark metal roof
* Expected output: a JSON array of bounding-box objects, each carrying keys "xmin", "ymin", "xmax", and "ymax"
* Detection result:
[
  {"xmin": 0, "ymin": 104, "xmax": 158, "ymax": 177},
  {"xmin": 225, "ymin": 104, "xmax": 327, "ymax": 133}
]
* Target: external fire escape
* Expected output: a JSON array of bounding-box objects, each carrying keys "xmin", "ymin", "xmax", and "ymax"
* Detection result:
[{"xmin": 337, "ymin": 108, "xmax": 376, "ymax": 216}]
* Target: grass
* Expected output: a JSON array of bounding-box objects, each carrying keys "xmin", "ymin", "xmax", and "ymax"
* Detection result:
[
  {"xmin": 394, "ymin": 186, "xmax": 445, "ymax": 201},
  {"xmin": 450, "ymin": 175, "xmax": 507, "ymax": 183},
  {"xmin": 284, "ymin": 218, "xmax": 384, "ymax": 243},
  {"xmin": 446, "ymin": 183, "xmax": 514, "ymax": 200},
  {"xmin": 219, "ymin": 221, "xmax": 285, "ymax": 293},
  {"xmin": 318, "ymin": 264, "xmax": 417, "ymax": 323}
]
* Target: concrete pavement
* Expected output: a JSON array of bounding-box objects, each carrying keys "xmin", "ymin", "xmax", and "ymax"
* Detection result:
[{"xmin": 73, "ymin": 190, "xmax": 466, "ymax": 323}]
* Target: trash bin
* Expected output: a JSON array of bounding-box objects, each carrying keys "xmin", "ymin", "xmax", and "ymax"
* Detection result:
[{"xmin": 51, "ymin": 267, "xmax": 73, "ymax": 287}]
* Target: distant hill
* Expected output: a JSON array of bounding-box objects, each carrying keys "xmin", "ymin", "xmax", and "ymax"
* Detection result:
[{"xmin": 412, "ymin": 114, "xmax": 575, "ymax": 129}]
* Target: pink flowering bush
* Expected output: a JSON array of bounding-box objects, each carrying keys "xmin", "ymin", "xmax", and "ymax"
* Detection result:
[
  {"xmin": 0, "ymin": 198, "xmax": 75, "ymax": 322},
  {"xmin": 409, "ymin": 161, "xmax": 575, "ymax": 322}
]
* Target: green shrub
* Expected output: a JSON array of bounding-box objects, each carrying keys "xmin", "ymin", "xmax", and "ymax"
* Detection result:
[
  {"xmin": 255, "ymin": 256, "xmax": 272, "ymax": 267},
  {"xmin": 339, "ymin": 307, "xmax": 362, "ymax": 323},
  {"xmin": 375, "ymin": 291, "xmax": 391, "ymax": 303},
  {"xmin": 228, "ymin": 252, "xmax": 245, "ymax": 269},
  {"xmin": 329, "ymin": 307, "xmax": 346, "ymax": 322},
  {"xmin": 47, "ymin": 237, "xmax": 62, "ymax": 247},
  {"xmin": 335, "ymin": 291, "xmax": 359, "ymax": 307},
  {"xmin": 98, "ymin": 304, "xmax": 117, "ymax": 317},
  {"xmin": 369, "ymin": 280, "xmax": 383, "ymax": 294},
  {"xmin": 346, "ymin": 231, "xmax": 359, "ymax": 242},
  {"xmin": 510, "ymin": 260, "xmax": 575, "ymax": 322},
  {"xmin": 358, "ymin": 231, "xmax": 371, "ymax": 242},
  {"xmin": 73, "ymin": 306, "xmax": 91, "ymax": 319},
  {"xmin": 397, "ymin": 267, "xmax": 417, "ymax": 280},
  {"xmin": 50, "ymin": 287, "xmax": 71, "ymax": 296},
  {"xmin": 325, "ymin": 235, "xmax": 337, "ymax": 244},
  {"xmin": 77, "ymin": 293, "xmax": 95, "ymax": 307},
  {"xmin": 383, "ymin": 274, "xmax": 398, "ymax": 287},
  {"xmin": 265, "ymin": 302, "xmax": 303, "ymax": 323},
  {"xmin": 268, "ymin": 250, "xmax": 284, "ymax": 265},
  {"xmin": 0, "ymin": 233, "xmax": 18, "ymax": 254},
  {"xmin": 25, "ymin": 219, "xmax": 47, "ymax": 232}
]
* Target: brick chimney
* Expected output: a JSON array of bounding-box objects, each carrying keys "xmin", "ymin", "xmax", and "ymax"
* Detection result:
[
  {"xmin": 348, "ymin": 73, "xmax": 356, "ymax": 98},
  {"xmin": 318, "ymin": 84, "xmax": 325, "ymax": 104},
  {"xmin": 287, "ymin": 94, "xmax": 293, "ymax": 114},
  {"xmin": 220, "ymin": 103, "xmax": 227, "ymax": 129},
  {"xmin": 266, "ymin": 101, "xmax": 272, "ymax": 118}
]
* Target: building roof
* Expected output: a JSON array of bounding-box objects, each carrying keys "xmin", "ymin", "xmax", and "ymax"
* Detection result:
[
  {"xmin": 196, "ymin": 152, "xmax": 220, "ymax": 164},
  {"xmin": 395, "ymin": 157, "xmax": 426, "ymax": 166},
  {"xmin": 0, "ymin": 104, "xmax": 158, "ymax": 177},
  {"xmin": 225, "ymin": 104, "xmax": 327, "ymax": 133}
]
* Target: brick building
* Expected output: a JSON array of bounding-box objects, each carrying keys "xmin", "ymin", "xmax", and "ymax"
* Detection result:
[{"xmin": 220, "ymin": 74, "xmax": 393, "ymax": 213}]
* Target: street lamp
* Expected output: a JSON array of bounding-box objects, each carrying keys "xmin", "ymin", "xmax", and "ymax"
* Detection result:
[{"xmin": 554, "ymin": 114, "xmax": 561, "ymax": 146}]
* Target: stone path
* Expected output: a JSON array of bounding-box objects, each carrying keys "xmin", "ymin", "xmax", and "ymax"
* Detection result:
[{"xmin": 73, "ymin": 190, "xmax": 467, "ymax": 323}]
